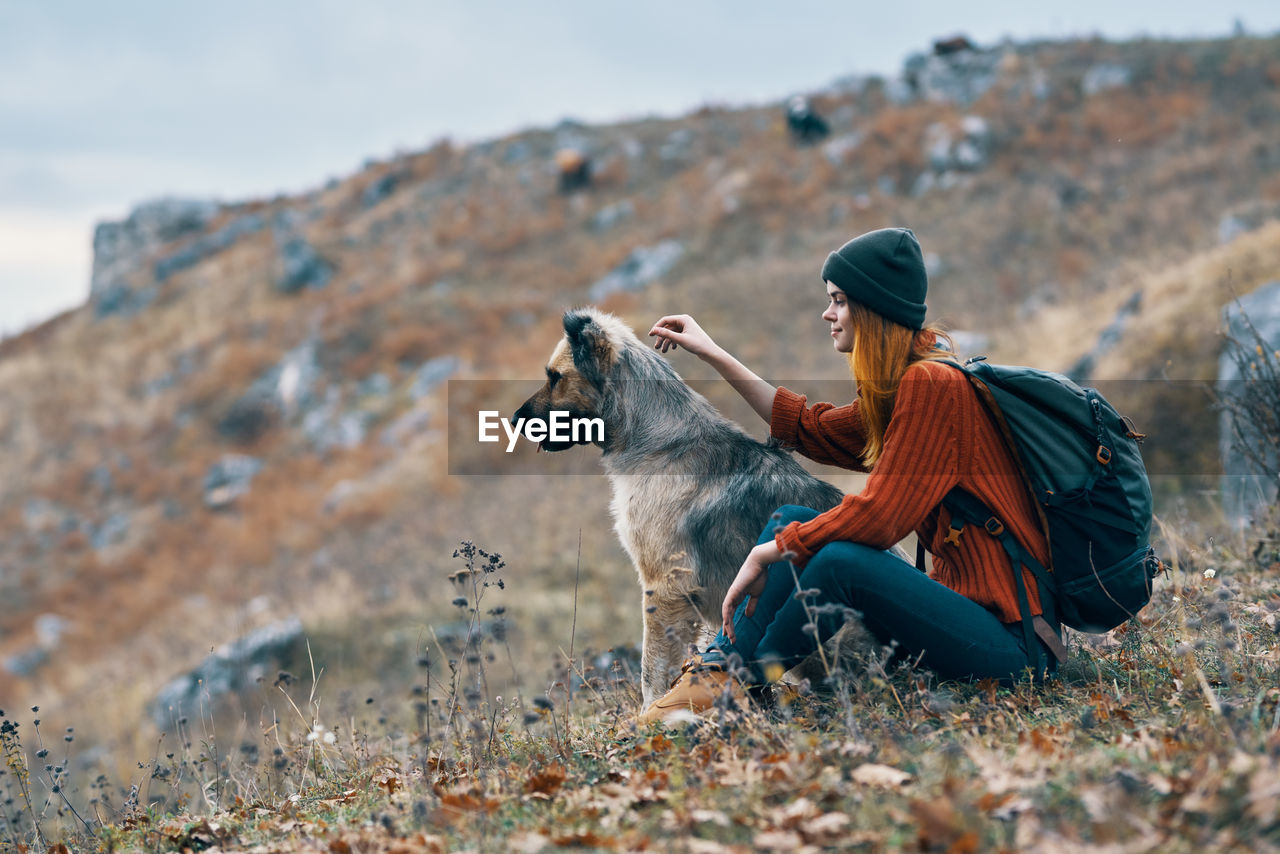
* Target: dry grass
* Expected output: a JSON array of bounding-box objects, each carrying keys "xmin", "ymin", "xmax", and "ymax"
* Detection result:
[
  {"xmin": 1, "ymin": 32, "xmax": 1279, "ymax": 851},
  {"xmin": 3, "ymin": 525, "xmax": 1278, "ymax": 852}
]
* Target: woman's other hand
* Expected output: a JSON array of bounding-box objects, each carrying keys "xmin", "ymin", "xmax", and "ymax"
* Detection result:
[
  {"xmin": 721, "ymin": 541, "xmax": 783, "ymax": 643},
  {"xmin": 648, "ymin": 314, "xmax": 719, "ymax": 359}
]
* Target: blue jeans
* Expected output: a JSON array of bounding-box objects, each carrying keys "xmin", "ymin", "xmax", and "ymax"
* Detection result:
[{"xmin": 706, "ymin": 505, "xmax": 1049, "ymax": 686}]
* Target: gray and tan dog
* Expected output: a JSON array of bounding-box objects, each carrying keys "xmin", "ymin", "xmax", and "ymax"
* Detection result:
[{"xmin": 514, "ymin": 308, "xmax": 846, "ymax": 706}]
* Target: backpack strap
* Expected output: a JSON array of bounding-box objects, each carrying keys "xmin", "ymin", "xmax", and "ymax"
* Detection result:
[
  {"xmin": 937, "ymin": 360, "xmax": 1060, "ymax": 575},
  {"xmin": 941, "ymin": 487, "xmax": 1068, "ymax": 680}
]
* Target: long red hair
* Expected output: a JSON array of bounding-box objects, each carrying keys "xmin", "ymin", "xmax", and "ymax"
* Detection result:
[{"xmin": 846, "ymin": 302, "xmax": 953, "ymax": 469}]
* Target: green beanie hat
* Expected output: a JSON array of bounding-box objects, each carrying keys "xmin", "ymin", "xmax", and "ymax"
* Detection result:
[{"xmin": 821, "ymin": 227, "xmax": 928, "ymax": 330}]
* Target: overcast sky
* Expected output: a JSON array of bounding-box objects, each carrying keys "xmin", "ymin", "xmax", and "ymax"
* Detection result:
[{"xmin": 2, "ymin": 1, "xmax": 1278, "ymax": 335}]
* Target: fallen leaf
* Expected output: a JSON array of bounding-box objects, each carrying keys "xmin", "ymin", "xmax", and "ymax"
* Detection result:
[
  {"xmin": 800, "ymin": 811, "xmax": 850, "ymax": 841},
  {"xmin": 1246, "ymin": 762, "xmax": 1280, "ymax": 828},
  {"xmin": 322, "ymin": 788, "xmax": 360, "ymax": 807},
  {"xmin": 438, "ymin": 789, "xmax": 499, "ymax": 814},
  {"xmin": 911, "ymin": 798, "xmax": 978, "ymax": 853},
  {"xmin": 524, "ymin": 763, "xmax": 567, "ymax": 799},
  {"xmin": 753, "ymin": 829, "xmax": 803, "ymax": 850},
  {"xmin": 377, "ymin": 771, "xmax": 403, "ymax": 795},
  {"xmin": 508, "ymin": 832, "xmax": 551, "ymax": 853},
  {"xmin": 851, "ymin": 763, "xmax": 912, "ymax": 788},
  {"xmin": 552, "ymin": 829, "xmax": 618, "ymax": 848},
  {"xmin": 690, "ymin": 809, "xmax": 732, "ymax": 827},
  {"xmin": 777, "ymin": 796, "xmax": 820, "ymax": 828},
  {"xmin": 685, "ymin": 841, "xmax": 741, "ymax": 854}
]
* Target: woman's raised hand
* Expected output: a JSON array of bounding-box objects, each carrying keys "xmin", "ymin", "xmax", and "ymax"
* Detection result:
[{"xmin": 648, "ymin": 314, "xmax": 719, "ymax": 358}]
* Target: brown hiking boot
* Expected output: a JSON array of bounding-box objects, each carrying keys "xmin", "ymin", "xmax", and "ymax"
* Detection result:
[{"xmin": 634, "ymin": 656, "xmax": 750, "ymax": 726}]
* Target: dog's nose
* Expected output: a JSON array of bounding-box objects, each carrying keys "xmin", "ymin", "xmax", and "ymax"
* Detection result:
[{"xmin": 511, "ymin": 400, "xmax": 532, "ymax": 426}]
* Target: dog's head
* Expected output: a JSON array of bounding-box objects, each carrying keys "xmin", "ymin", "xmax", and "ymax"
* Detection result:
[{"xmin": 512, "ymin": 309, "xmax": 618, "ymax": 451}]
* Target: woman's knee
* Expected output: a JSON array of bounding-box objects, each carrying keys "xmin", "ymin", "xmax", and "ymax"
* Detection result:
[
  {"xmin": 757, "ymin": 505, "xmax": 821, "ymax": 544},
  {"xmin": 799, "ymin": 541, "xmax": 891, "ymax": 592}
]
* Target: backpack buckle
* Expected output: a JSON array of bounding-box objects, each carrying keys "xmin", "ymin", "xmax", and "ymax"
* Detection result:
[
  {"xmin": 984, "ymin": 517, "xmax": 1005, "ymax": 536},
  {"xmin": 944, "ymin": 522, "xmax": 964, "ymax": 546},
  {"xmin": 1096, "ymin": 445, "xmax": 1112, "ymax": 465}
]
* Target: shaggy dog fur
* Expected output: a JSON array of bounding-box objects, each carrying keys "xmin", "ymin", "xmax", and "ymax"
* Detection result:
[{"xmin": 515, "ymin": 308, "xmax": 868, "ymax": 706}]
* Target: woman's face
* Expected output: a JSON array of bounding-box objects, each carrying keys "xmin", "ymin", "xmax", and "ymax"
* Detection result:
[{"xmin": 822, "ymin": 283, "xmax": 855, "ymax": 353}]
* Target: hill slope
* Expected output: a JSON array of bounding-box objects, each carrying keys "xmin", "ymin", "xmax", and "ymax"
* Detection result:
[{"xmin": 0, "ymin": 32, "xmax": 1278, "ymax": 784}]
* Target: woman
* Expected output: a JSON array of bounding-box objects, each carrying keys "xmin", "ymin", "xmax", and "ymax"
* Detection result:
[{"xmin": 638, "ymin": 227, "xmax": 1057, "ymax": 725}]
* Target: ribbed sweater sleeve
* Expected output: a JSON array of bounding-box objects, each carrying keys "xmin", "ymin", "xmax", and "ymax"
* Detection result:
[
  {"xmin": 775, "ymin": 362, "xmax": 963, "ymax": 563},
  {"xmin": 770, "ymin": 387, "xmax": 870, "ymax": 470}
]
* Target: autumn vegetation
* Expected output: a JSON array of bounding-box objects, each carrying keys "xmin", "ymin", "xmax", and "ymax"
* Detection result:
[
  {"xmin": 1, "ymin": 32, "xmax": 1279, "ymax": 852},
  {"xmin": 4, "ymin": 528, "xmax": 1279, "ymax": 851}
]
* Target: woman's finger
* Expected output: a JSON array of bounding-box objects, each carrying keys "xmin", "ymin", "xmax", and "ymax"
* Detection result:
[
  {"xmin": 648, "ymin": 315, "xmax": 687, "ymax": 335},
  {"xmin": 722, "ymin": 588, "xmax": 742, "ymax": 639}
]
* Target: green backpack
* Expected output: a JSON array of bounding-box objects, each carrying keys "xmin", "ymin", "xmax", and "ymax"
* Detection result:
[{"xmin": 937, "ymin": 358, "xmax": 1163, "ymax": 677}]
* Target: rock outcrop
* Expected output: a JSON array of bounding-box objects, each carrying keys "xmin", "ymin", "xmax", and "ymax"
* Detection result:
[
  {"xmin": 149, "ymin": 618, "xmax": 305, "ymax": 729},
  {"xmin": 1219, "ymin": 280, "xmax": 1280, "ymax": 527}
]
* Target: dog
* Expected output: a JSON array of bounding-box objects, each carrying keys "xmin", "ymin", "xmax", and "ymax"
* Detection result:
[{"xmin": 513, "ymin": 308, "xmax": 852, "ymax": 706}]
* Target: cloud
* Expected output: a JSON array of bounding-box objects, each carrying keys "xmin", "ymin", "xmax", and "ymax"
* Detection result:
[{"xmin": 0, "ymin": 209, "xmax": 93, "ymax": 334}]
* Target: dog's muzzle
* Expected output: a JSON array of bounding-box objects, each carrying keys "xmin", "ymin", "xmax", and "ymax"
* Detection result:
[{"xmin": 510, "ymin": 399, "xmax": 590, "ymax": 452}]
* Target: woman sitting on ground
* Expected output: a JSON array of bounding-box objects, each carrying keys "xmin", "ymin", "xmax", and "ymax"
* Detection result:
[{"xmin": 640, "ymin": 227, "xmax": 1059, "ymax": 724}]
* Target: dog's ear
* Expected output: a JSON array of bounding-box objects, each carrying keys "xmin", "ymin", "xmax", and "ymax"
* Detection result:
[{"xmin": 563, "ymin": 310, "xmax": 608, "ymax": 389}]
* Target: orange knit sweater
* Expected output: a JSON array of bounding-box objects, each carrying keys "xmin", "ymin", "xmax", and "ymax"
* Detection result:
[{"xmin": 771, "ymin": 360, "xmax": 1048, "ymax": 624}]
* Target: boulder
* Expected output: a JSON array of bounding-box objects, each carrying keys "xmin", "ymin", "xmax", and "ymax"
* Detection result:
[
  {"xmin": 34, "ymin": 614, "xmax": 69, "ymax": 648},
  {"xmin": 902, "ymin": 45, "xmax": 1005, "ymax": 106},
  {"xmin": 92, "ymin": 282, "xmax": 157, "ymax": 319},
  {"xmin": 1217, "ymin": 200, "xmax": 1280, "ymax": 245},
  {"xmin": 591, "ymin": 199, "xmax": 636, "ymax": 232},
  {"xmin": 299, "ymin": 388, "xmax": 377, "ymax": 452},
  {"xmin": 203, "ymin": 454, "xmax": 263, "ymax": 510},
  {"xmin": 91, "ymin": 198, "xmax": 218, "ymax": 295},
  {"xmin": 88, "ymin": 511, "xmax": 131, "ymax": 551},
  {"xmin": 2, "ymin": 614, "xmax": 71, "ymax": 677},
  {"xmin": 411, "ymin": 355, "xmax": 461, "ymax": 400},
  {"xmin": 1081, "ymin": 63, "xmax": 1131, "ymax": 96},
  {"xmin": 357, "ymin": 372, "xmax": 393, "ymax": 398},
  {"xmin": 362, "ymin": 171, "xmax": 405, "ymax": 210},
  {"xmin": 822, "ymin": 132, "xmax": 864, "ymax": 167},
  {"xmin": 502, "ymin": 140, "xmax": 532, "ymax": 164},
  {"xmin": 883, "ymin": 76, "xmax": 916, "ymax": 106},
  {"xmin": 3, "ymin": 646, "xmax": 47, "ymax": 677},
  {"xmin": 1219, "ymin": 280, "xmax": 1280, "ymax": 528},
  {"xmin": 710, "ymin": 170, "xmax": 751, "ymax": 216},
  {"xmin": 923, "ymin": 116, "xmax": 992, "ymax": 174},
  {"xmin": 92, "ymin": 207, "xmax": 268, "ymax": 318},
  {"xmin": 658, "ymin": 129, "xmax": 694, "ymax": 163},
  {"xmin": 216, "ymin": 343, "xmax": 321, "ymax": 441},
  {"xmin": 379, "ymin": 405, "xmax": 432, "ymax": 447},
  {"xmin": 911, "ymin": 172, "xmax": 937, "ymax": 197},
  {"xmin": 274, "ymin": 343, "xmax": 323, "ymax": 414},
  {"xmin": 153, "ymin": 212, "xmax": 266, "ymax": 282},
  {"xmin": 23, "ymin": 498, "xmax": 75, "ymax": 535},
  {"xmin": 274, "ymin": 232, "xmax": 334, "ymax": 294},
  {"xmin": 588, "ymin": 241, "xmax": 685, "ymax": 301},
  {"xmin": 149, "ymin": 617, "xmax": 305, "ymax": 729},
  {"xmin": 1068, "ymin": 290, "xmax": 1143, "ymax": 381}
]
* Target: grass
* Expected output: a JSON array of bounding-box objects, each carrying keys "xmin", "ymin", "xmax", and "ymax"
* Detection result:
[
  {"xmin": 3, "ymin": 525, "xmax": 1278, "ymax": 852},
  {"xmin": 2, "ymin": 30, "xmax": 1280, "ymax": 853}
]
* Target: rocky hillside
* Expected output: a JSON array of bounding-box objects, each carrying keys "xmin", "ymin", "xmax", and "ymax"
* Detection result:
[{"xmin": 1, "ymin": 33, "xmax": 1278, "ymax": 775}]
